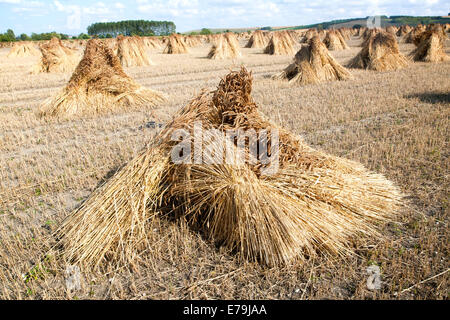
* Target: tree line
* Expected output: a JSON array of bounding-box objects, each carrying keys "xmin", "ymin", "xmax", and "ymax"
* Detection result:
[
  {"xmin": 0, "ymin": 19, "xmax": 176, "ymax": 42},
  {"xmin": 0, "ymin": 29, "xmax": 91, "ymax": 42},
  {"xmin": 87, "ymin": 20, "xmax": 176, "ymax": 37}
]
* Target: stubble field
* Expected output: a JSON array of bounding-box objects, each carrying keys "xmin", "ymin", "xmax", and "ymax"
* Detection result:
[{"xmin": 0, "ymin": 36, "xmax": 448, "ymax": 299}]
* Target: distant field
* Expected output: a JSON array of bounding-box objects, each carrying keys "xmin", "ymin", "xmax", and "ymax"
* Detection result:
[
  {"xmin": 202, "ymin": 16, "xmax": 450, "ymax": 33},
  {"xmin": 184, "ymin": 27, "xmax": 258, "ymax": 34},
  {"xmin": 0, "ymin": 35, "xmax": 448, "ymax": 299},
  {"xmin": 184, "ymin": 25, "xmax": 298, "ymax": 34}
]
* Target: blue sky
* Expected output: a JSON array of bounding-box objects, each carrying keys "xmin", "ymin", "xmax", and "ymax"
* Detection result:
[{"xmin": 0, "ymin": 0, "xmax": 448, "ymax": 35}]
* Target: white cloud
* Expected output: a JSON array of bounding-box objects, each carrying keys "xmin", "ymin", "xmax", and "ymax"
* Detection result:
[
  {"xmin": 83, "ymin": 3, "xmax": 110, "ymax": 15},
  {"xmin": 53, "ymin": 0, "xmax": 68, "ymax": 12},
  {"xmin": 0, "ymin": 0, "xmax": 22, "ymax": 4},
  {"xmin": 1, "ymin": 0, "xmax": 43, "ymax": 4},
  {"xmin": 12, "ymin": 7, "xmax": 32, "ymax": 12}
]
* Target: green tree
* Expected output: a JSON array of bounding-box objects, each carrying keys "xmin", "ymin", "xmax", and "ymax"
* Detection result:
[
  {"xmin": 20, "ymin": 33, "xmax": 30, "ymax": 41},
  {"xmin": 78, "ymin": 33, "xmax": 90, "ymax": 39},
  {"xmin": 200, "ymin": 28, "xmax": 212, "ymax": 35},
  {"xmin": 87, "ymin": 20, "xmax": 175, "ymax": 37},
  {"xmin": 6, "ymin": 29, "xmax": 15, "ymax": 41}
]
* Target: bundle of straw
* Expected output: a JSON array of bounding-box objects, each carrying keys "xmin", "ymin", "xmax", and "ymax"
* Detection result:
[
  {"xmin": 245, "ymin": 30, "xmax": 268, "ymax": 48},
  {"xmin": 360, "ymin": 28, "xmax": 381, "ymax": 47},
  {"xmin": 356, "ymin": 27, "xmax": 367, "ymax": 38},
  {"xmin": 39, "ymin": 39, "xmax": 165, "ymax": 119},
  {"xmin": 396, "ymin": 25, "xmax": 412, "ymax": 37},
  {"xmin": 386, "ymin": 26, "xmax": 398, "ymax": 36},
  {"xmin": 264, "ymin": 31, "xmax": 296, "ymax": 55},
  {"xmin": 163, "ymin": 33, "xmax": 189, "ymax": 54},
  {"xmin": 348, "ymin": 31, "xmax": 409, "ymax": 71},
  {"xmin": 338, "ymin": 28, "xmax": 352, "ymax": 40},
  {"xmin": 116, "ymin": 36, "xmax": 154, "ymax": 67},
  {"xmin": 301, "ymin": 29, "xmax": 318, "ymax": 43},
  {"xmin": 323, "ymin": 30, "xmax": 349, "ymax": 50},
  {"xmin": 403, "ymin": 25, "xmax": 426, "ymax": 44},
  {"xmin": 143, "ymin": 37, "xmax": 162, "ymax": 50},
  {"xmin": 31, "ymin": 37, "xmax": 79, "ymax": 74},
  {"xmin": 184, "ymin": 35, "xmax": 202, "ymax": 47},
  {"xmin": 207, "ymin": 32, "xmax": 242, "ymax": 59},
  {"xmin": 7, "ymin": 42, "xmax": 41, "ymax": 58},
  {"xmin": 273, "ymin": 36, "xmax": 353, "ymax": 85},
  {"xmin": 410, "ymin": 24, "xmax": 449, "ymax": 62}
]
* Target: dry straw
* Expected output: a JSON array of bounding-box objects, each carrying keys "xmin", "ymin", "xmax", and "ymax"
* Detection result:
[
  {"xmin": 360, "ymin": 28, "xmax": 381, "ymax": 47},
  {"xmin": 53, "ymin": 67, "xmax": 402, "ymax": 269},
  {"xmin": 318, "ymin": 29, "xmax": 327, "ymax": 41},
  {"xmin": 207, "ymin": 32, "xmax": 242, "ymax": 59},
  {"xmin": 301, "ymin": 29, "xmax": 318, "ymax": 43},
  {"xmin": 0, "ymin": 42, "xmax": 13, "ymax": 49},
  {"xmin": 323, "ymin": 29, "xmax": 349, "ymax": 51},
  {"xmin": 184, "ymin": 35, "xmax": 203, "ymax": 47},
  {"xmin": 7, "ymin": 42, "xmax": 41, "ymax": 58},
  {"xmin": 292, "ymin": 30, "xmax": 306, "ymax": 41},
  {"xmin": 116, "ymin": 35, "xmax": 154, "ymax": 67},
  {"xmin": 410, "ymin": 24, "xmax": 449, "ymax": 62},
  {"xmin": 245, "ymin": 30, "xmax": 268, "ymax": 48},
  {"xmin": 386, "ymin": 26, "xmax": 398, "ymax": 36},
  {"xmin": 143, "ymin": 37, "xmax": 162, "ymax": 50},
  {"xmin": 403, "ymin": 24, "xmax": 426, "ymax": 43},
  {"xmin": 356, "ymin": 27, "xmax": 367, "ymax": 37},
  {"xmin": 348, "ymin": 31, "xmax": 409, "ymax": 71},
  {"xmin": 337, "ymin": 28, "xmax": 351, "ymax": 40},
  {"xmin": 31, "ymin": 37, "xmax": 79, "ymax": 74},
  {"xmin": 264, "ymin": 31, "xmax": 296, "ymax": 55},
  {"xmin": 38, "ymin": 39, "xmax": 165, "ymax": 119},
  {"xmin": 273, "ymin": 35, "xmax": 353, "ymax": 85},
  {"xmin": 397, "ymin": 25, "xmax": 412, "ymax": 37},
  {"xmin": 163, "ymin": 33, "xmax": 189, "ymax": 54},
  {"xmin": 286, "ymin": 30, "xmax": 300, "ymax": 43}
]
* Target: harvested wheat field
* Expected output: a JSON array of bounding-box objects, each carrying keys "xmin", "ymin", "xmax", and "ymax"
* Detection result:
[{"xmin": 0, "ymin": 33, "xmax": 449, "ymax": 300}]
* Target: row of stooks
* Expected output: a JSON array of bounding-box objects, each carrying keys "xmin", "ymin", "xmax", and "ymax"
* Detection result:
[
  {"xmin": 7, "ymin": 24, "xmax": 447, "ymax": 270},
  {"xmin": 6, "ymin": 23, "xmax": 449, "ymax": 66}
]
